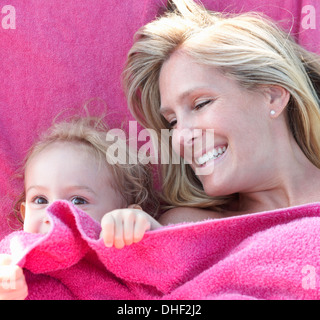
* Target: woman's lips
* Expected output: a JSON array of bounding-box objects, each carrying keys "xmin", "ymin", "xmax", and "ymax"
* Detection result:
[{"xmin": 195, "ymin": 145, "xmax": 228, "ymax": 166}]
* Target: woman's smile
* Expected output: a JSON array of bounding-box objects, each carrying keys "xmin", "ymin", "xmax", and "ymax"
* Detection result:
[{"xmin": 195, "ymin": 145, "xmax": 228, "ymax": 166}]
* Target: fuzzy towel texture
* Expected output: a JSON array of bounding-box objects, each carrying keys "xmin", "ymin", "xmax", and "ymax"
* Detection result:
[
  {"xmin": 0, "ymin": 0, "xmax": 319, "ymax": 240},
  {"xmin": 0, "ymin": 200, "xmax": 319, "ymax": 300}
]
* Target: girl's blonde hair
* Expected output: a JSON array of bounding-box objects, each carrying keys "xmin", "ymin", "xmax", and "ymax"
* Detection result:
[
  {"xmin": 123, "ymin": 0, "xmax": 320, "ymax": 210},
  {"xmin": 14, "ymin": 116, "xmax": 159, "ymax": 223}
]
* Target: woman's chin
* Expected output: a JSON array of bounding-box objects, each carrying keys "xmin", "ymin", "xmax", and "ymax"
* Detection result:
[{"xmin": 201, "ymin": 178, "xmax": 235, "ymax": 198}]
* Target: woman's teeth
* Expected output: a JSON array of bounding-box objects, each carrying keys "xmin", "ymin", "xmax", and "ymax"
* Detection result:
[{"xmin": 197, "ymin": 146, "xmax": 227, "ymax": 165}]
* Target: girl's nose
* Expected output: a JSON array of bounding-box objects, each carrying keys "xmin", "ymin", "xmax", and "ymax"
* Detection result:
[{"xmin": 39, "ymin": 215, "xmax": 51, "ymax": 234}]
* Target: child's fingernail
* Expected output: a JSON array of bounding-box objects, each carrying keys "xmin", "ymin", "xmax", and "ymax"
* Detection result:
[{"xmin": 128, "ymin": 204, "xmax": 142, "ymax": 210}]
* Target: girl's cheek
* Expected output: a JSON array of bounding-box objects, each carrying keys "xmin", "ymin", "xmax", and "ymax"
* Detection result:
[{"xmin": 23, "ymin": 213, "xmax": 43, "ymax": 233}]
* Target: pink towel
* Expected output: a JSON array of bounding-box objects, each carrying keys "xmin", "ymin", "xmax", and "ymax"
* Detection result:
[
  {"xmin": 0, "ymin": 200, "xmax": 319, "ymax": 300},
  {"xmin": 0, "ymin": 0, "xmax": 319, "ymax": 240}
]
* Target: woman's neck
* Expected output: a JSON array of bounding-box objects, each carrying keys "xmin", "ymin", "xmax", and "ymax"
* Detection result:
[{"xmin": 228, "ymin": 138, "xmax": 320, "ymax": 215}]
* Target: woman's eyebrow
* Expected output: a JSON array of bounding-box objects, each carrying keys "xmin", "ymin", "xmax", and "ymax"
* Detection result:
[
  {"xmin": 159, "ymin": 106, "xmax": 172, "ymax": 116},
  {"xmin": 160, "ymin": 86, "xmax": 214, "ymax": 114},
  {"xmin": 159, "ymin": 89, "xmax": 194, "ymax": 115}
]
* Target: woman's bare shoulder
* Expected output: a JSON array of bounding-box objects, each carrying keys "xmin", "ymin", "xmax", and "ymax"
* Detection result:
[{"xmin": 158, "ymin": 206, "xmax": 224, "ymax": 225}]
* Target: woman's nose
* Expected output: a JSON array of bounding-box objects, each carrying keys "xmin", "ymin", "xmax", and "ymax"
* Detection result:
[
  {"xmin": 173, "ymin": 127, "xmax": 198, "ymax": 147},
  {"xmin": 172, "ymin": 122, "xmax": 203, "ymax": 163},
  {"xmin": 172, "ymin": 120, "xmax": 215, "ymax": 161},
  {"xmin": 173, "ymin": 116, "xmax": 202, "ymax": 147}
]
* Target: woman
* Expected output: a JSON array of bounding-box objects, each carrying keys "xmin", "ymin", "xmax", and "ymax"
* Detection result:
[{"xmin": 123, "ymin": 0, "xmax": 320, "ymax": 224}]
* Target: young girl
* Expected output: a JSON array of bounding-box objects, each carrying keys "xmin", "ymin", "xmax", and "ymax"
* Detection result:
[{"xmin": 0, "ymin": 116, "xmax": 161, "ymax": 300}]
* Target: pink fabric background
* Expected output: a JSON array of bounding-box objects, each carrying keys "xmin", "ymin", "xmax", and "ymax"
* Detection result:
[{"xmin": 0, "ymin": 0, "xmax": 319, "ymax": 239}]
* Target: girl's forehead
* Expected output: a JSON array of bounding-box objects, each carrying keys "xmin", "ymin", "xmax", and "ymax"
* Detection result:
[
  {"xmin": 25, "ymin": 140, "xmax": 110, "ymax": 178},
  {"xmin": 29, "ymin": 140, "xmax": 100, "ymax": 161},
  {"xmin": 25, "ymin": 140, "xmax": 116, "ymax": 187}
]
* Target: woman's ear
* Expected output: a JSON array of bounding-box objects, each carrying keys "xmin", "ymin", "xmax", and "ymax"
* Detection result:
[
  {"xmin": 265, "ymin": 86, "xmax": 290, "ymax": 118},
  {"xmin": 20, "ymin": 202, "xmax": 26, "ymax": 220}
]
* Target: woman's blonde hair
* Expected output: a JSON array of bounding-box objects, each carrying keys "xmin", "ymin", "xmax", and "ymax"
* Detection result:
[
  {"xmin": 123, "ymin": 0, "xmax": 320, "ymax": 210},
  {"xmin": 13, "ymin": 116, "xmax": 159, "ymax": 224}
]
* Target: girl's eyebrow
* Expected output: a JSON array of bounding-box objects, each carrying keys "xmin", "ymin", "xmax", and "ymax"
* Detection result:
[
  {"xmin": 26, "ymin": 185, "xmax": 48, "ymax": 194},
  {"xmin": 26, "ymin": 185, "xmax": 97, "ymax": 196},
  {"xmin": 64, "ymin": 185, "xmax": 98, "ymax": 196}
]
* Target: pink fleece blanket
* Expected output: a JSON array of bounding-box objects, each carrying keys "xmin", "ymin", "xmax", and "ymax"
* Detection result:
[
  {"xmin": 0, "ymin": 0, "xmax": 319, "ymax": 240},
  {"xmin": 0, "ymin": 200, "xmax": 319, "ymax": 300}
]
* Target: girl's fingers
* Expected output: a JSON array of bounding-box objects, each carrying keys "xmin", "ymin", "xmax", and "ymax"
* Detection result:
[
  {"xmin": 123, "ymin": 212, "xmax": 135, "ymax": 246},
  {"xmin": 101, "ymin": 208, "xmax": 153, "ymax": 249},
  {"xmin": 101, "ymin": 214, "xmax": 115, "ymax": 247},
  {"xmin": 133, "ymin": 214, "xmax": 151, "ymax": 243},
  {"xmin": 101, "ymin": 212, "xmax": 125, "ymax": 249},
  {"xmin": 0, "ymin": 265, "xmax": 28, "ymax": 300},
  {"xmin": 0, "ymin": 281, "xmax": 28, "ymax": 300},
  {"xmin": 0, "ymin": 254, "xmax": 12, "ymax": 266},
  {"xmin": 113, "ymin": 213, "xmax": 125, "ymax": 249}
]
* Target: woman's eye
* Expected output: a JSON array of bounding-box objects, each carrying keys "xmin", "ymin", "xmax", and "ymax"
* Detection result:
[
  {"xmin": 71, "ymin": 197, "xmax": 88, "ymax": 205},
  {"xmin": 33, "ymin": 197, "xmax": 48, "ymax": 205},
  {"xmin": 164, "ymin": 99, "xmax": 213, "ymax": 128},
  {"xmin": 169, "ymin": 119, "xmax": 177, "ymax": 128},
  {"xmin": 194, "ymin": 100, "xmax": 212, "ymax": 110}
]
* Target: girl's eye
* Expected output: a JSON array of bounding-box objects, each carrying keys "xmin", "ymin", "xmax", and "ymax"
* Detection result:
[
  {"xmin": 194, "ymin": 100, "xmax": 212, "ymax": 111},
  {"xmin": 33, "ymin": 197, "xmax": 48, "ymax": 205},
  {"xmin": 71, "ymin": 197, "xmax": 88, "ymax": 205}
]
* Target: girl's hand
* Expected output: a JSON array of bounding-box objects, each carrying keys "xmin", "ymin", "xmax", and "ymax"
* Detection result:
[
  {"xmin": 100, "ymin": 205, "xmax": 161, "ymax": 249},
  {"xmin": 0, "ymin": 254, "xmax": 28, "ymax": 300}
]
